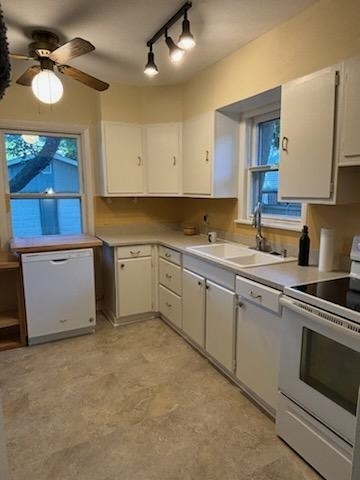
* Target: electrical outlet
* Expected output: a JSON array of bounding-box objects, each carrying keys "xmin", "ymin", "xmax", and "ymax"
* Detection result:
[{"xmin": 203, "ymin": 214, "xmax": 208, "ymax": 224}]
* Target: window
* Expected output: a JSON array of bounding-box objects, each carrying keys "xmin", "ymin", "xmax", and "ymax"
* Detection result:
[
  {"xmin": 249, "ymin": 111, "xmax": 301, "ymax": 219},
  {"xmin": 237, "ymin": 103, "xmax": 304, "ymax": 230},
  {"xmin": 3, "ymin": 131, "xmax": 84, "ymax": 237}
]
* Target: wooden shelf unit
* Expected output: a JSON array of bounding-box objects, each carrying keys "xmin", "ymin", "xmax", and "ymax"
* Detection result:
[{"xmin": 0, "ymin": 252, "xmax": 26, "ymax": 351}]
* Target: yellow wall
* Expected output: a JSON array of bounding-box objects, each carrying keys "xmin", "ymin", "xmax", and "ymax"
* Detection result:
[{"xmin": 2, "ymin": 0, "xmax": 360, "ymax": 259}]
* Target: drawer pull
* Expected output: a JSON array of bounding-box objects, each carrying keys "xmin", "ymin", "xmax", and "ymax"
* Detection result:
[
  {"xmin": 165, "ymin": 302, "xmax": 172, "ymax": 308},
  {"xmin": 249, "ymin": 290, "xmax": 262, "ymax": 299},
  {"xmin": 137, "ymin": 156, "xmax": 142, "ymax": 166},
  {"xmin": 165, "ymin": 273, "xmax": 172, "ymax": 279},
  {"xmin": 165, "ymin": 253, "xmax": 172, "ymax": 258},
  {"xmin": 130, "ymin": 250, "xmax": 141, "ymax": 256},
  {"xmin": 120, "ymin": 263, "xmax": 125, "ymax": 269},
  {"xmin": 198, "ymin": 281, "xmax": 202, "ymax": 286},
  {"xmin": 206, "ymin": 285, "xmax": 210, "ymax": 290}
]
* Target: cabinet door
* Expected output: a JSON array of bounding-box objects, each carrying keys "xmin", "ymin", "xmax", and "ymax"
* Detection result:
[
  {"xmin": 183, "ymin": 112, "xmax": 213, "ymax": 195},
  {"xmin": 146, "ymin": 123, "xmax": 181, "ymax": 194},
  {"xmin": 117, "ymin": 257, "xmax": 152, "ymax": 317},
  {"xmin": 102, "ymin": 122, "xmax": 144, "ymax": 194},
  {"xmin": 182, "ymin": 269, "xmax": 205, "ymax": 347},
  {"xmin": 278, "ymin": 66, "xmax": 338, "ymax": 200},
  {"xmin": 340, "ymin": 56, "xmax": 360, "ymax": 164},
  {"xmin": 236, "ymin": 300, "xmax": 281, "ymax": 411},
  {"xmin": 205, "ymin": 280, "xmax": 236, "ymax": 371}
]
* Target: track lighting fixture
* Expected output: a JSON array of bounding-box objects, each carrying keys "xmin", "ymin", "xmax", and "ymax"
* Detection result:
[
  {"xmin": 144, "ymin": 45, "xmax": 159, "ymax": 77},
  {"xmin": 144, "ymin": 1, "xmax": 195, "ymax": 77}
]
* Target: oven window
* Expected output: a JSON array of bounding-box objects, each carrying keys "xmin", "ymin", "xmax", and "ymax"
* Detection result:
[{"xmin": 300, "ymin": 328, "xmax": 360, "ymax": 415}]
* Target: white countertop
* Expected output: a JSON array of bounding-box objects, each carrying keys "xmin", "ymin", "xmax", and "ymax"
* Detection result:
[{"xmin": 97, "ymin": 230, "xmax": 347, "ymax": 291}]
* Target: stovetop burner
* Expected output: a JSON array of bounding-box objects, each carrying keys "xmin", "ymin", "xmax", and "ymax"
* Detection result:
[{"xmin": 293, "ymin": 277, "xmax": 360, "ymax": 312}]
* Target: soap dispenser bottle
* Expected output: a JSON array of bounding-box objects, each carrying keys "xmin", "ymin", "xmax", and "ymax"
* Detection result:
[{"xmin": 298, "ymin": 225, "xmax": 310, "ymax": 266}]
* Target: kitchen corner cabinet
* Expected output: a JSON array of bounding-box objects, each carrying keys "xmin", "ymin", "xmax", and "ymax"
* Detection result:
[
  {"xmin": 100, "ymin": 122, "xmax": 144, "ymax": 196},
  {"xmin": 145, "ymin": 123, "xmax": 182, "ymax": 194},
  {"xmin": 0, "ymin": 253, "xmax": 26, "ymax": 351},
  {"xmin": 102, "ymin": 244, "xmax": 155, "ymax": 325},
  {"xmin": 182, "ymin": 111, "xmax": 239, "ymax": 197}
]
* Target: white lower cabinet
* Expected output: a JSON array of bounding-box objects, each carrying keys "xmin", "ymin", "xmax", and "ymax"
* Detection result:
[
  {"xmin": 182, "ymin": 269, "xmax": 205, "ymax": 347},
  {"xmin": 102, "ymin": 244, "xmax": 155, "ymax": 325},
  {"xmin": 205, "ymin": 280, "xmax": 236, "ymax": 372},
  {"xmin": 235, "ymin": 276, "xmax": 282, "ymax": 412},
  {"xmin": 117, "ymin": 257, "xmax": 152, "ymax": 317},
  {"xmin": 158, "ymin": 247, "xmax": 182, "ymax": 329}
]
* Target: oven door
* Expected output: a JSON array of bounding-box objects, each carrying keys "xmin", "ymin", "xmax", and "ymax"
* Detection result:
[{"xmin": 279, "ymin": 296, "xmax": 360, "ymax": 446}]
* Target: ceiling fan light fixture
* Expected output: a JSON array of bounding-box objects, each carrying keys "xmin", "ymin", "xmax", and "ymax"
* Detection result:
[
  {"xmin": 144, "ymin": 47, "xmax": 159, "ymax": 77},
  {"xmin": 31, "ymin": 69, "xmax": 63, "ymax": 104},
  {"xmin": 165, "ymin": 35, "xmax": 185, "ymax": 63},
  {"xmin": 178, "ymin": 13, "xmax": 195, "ymax": 50}
]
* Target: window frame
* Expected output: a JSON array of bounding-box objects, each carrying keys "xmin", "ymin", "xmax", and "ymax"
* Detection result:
[
  {"xmin": 0, "ymin": 121, "xmax": 94, "ymax": 246},
  {"xmin": 236, "ymin": 103, "xmax": 306, "ymax": 231}
]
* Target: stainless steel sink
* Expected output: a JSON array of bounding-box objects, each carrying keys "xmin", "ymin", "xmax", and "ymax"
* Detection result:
[{"xmin": 187, "ymin": 243, "xmax": 295, "ymax": 268}]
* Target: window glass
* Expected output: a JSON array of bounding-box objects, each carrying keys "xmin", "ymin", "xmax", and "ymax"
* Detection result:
[
  {"xmin": 5, "ymin": 134, "xmax": 80, "ymax": 194},
  {"xmin": 4, "ymin": 132, "xmax": 83, "ymax": 237},
  {"xmin": 250, "ymin": 115, "xmax": 301, "ymax": 218}
]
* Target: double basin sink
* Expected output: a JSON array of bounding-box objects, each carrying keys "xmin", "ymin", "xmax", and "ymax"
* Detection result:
[{"xmin": 187, "ymin": 242, "xmax": 295, "ymax": 268}]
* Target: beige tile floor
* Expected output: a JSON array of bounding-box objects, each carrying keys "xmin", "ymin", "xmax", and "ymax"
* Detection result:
[{"xmin": 0, "ymin": 316, "xmax": 321, "ymax": 480}]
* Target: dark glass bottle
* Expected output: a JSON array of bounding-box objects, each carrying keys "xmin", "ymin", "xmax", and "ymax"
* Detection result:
[{"xmin": 298, "ymin": 225, "xmax": 310, "ymax": 266}]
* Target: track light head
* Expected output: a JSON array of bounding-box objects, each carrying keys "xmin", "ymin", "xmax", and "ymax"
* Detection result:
[
  {"xmin": 165, "ymin": 35, "xmax": 185, "ymax": 63},
  {"xmin": 144, "ymin": 47, "xmax": 159, "ymax": 77},
  {"xmin": 178, "ymin": 13, "xmax": 195, "ymax": 50}
]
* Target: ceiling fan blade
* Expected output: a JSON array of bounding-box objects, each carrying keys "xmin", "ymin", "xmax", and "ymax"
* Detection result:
[
  {"xmin": 10, "ymin": 53, "xmax": 33, "ymax": 60},
  {"xmin": 57, "ymin": 65, "xmax": 109, "ymax": 91},
  {"xmin": 49, "ymin": 38, "xmax": 95, "ymax": 64},
  {"xmin": 16, "ymin": 66, "xmax": 41, "ymax": 86}
]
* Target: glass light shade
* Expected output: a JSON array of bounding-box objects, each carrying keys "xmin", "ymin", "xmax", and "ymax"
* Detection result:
[
  {"xmin": 165, "ymin": 36, "xmax": 185, "ymax": 63},
  {"xmin": 21, "ymin": 134, "xmax": 39, "ymax": 144},
  {"xmin": 178, "ymin": 18, "xmax": 196, "ymax": 50},
  {"xmin": 31, "ymin": 70, "xmax": 63, "ymax": 104},
  {"xmin": 144, "ymin": 51, "xmax": 159, "ymax": 77}
]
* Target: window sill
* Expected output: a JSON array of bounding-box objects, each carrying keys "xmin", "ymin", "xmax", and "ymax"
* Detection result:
[{"xmin": 234, "ymin": 218, "xmax": 303, "ymax": 232}]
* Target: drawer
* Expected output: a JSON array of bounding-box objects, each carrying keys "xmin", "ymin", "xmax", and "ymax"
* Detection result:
[
  {"xmin": 117, "ymin": 244, "xmax": 152, "ymax": 259},
  {"xmin": 236, "ymin": 276, "xmax": 281, "ymax": 314},
  {"xmin": 159, "ymin": 245, "xmax": 181, "ymax": 265},
  {"xmin": 159, "ymin": 258, "xmax": 182, "ymax": 295},
  {"xmin": 159, "ymin": 285, "xmax": 182, "ymax": 329}
]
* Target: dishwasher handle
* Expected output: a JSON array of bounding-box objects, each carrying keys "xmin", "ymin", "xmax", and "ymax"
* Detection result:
[{"xmin": 51, "ymin": 259, "xmax": 69, "ymax": 264}]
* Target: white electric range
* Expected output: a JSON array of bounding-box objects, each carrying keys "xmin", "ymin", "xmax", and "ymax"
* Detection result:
[{"xmin": 276, "ymin": 236, "xmax": 360, "ymax": 480}]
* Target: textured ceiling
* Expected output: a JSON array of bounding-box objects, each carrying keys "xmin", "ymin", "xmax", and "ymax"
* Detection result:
[{"xmin": 3, "ymin": 0, "xmax": 318, "ymax": 87}]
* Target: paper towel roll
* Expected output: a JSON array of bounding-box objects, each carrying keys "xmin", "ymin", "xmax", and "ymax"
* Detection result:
[{"xmin": 318, "ymin": 228, "xmax": 335, "ymax": 272}]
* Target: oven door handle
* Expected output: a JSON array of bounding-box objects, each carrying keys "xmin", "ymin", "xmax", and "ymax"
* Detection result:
[{"xmin": 280, "ymin": 296, "xmax": 360, "ymax": 341}]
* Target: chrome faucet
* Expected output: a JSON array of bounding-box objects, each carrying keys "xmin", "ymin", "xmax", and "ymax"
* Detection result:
[{"xmin": 252, "ymin": 202, "xmax": 265, "ymax": 251}]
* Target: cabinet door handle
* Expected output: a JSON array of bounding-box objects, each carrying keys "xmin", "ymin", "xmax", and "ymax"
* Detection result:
[
  {"xmin": 281, "ymin": 136, "xmax": 288, "ymax": 153},
  {"xmin": 198, "ymin": 281, "xmax": 202, "ymax": 286},
  {"xmin": 238, "ymin": 301, "xmax": 244, "ymax": 308},
  {"xmin": 165, "ymin": 273, "xmax": 172, "ymax": 279},
  {"xmin": 165, "ymin": 302, "xmax": 172, "ymax": 308},
  {"xmin": 206, "ymin": 285, "xmax": 210, "ymax": 290},
  {"xmin": 205, "ymin": 150, "xmax": 209, "ymax": 162},
  {"xmin": 137, "ymin": 156, "xmax": 142, "ymax": 166},
  {"xmin": 173, "ymin": 156, "xmax": 176, "ymax": 166},
  {"xmin": 249, "ymin": 290, "xmax": 262, "ymax": 299},
  {"xmin": 120, "ymin": 263, "xmax": 125, "ymax": 269},
  {"xmin": 130, "ymin": 250, "xmax": 141, "ymax": 256},
  {"xmin": 165, "ymin": 253, "xmax": 171, "ymax": 258}
]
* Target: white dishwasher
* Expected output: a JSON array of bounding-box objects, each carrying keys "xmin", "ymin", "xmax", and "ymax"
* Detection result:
[{"xmin": 22, "ymin": 249, "xmax": 96, "ymax": 345}]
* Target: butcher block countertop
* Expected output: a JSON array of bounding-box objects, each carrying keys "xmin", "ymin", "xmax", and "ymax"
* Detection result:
[{"xmin": 10, "ymin": 234, "xmax": 102, "ymax": 254}]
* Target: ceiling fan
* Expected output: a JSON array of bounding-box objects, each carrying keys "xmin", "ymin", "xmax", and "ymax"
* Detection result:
[{"xmin": 11, "ymin": 29, "xmax": 109, "ymax": 99}]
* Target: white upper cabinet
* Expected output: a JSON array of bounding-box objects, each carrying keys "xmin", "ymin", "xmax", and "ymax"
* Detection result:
[
  {"xmin": 145, "ymin": 123, "xmax": 182, "ymax": 195},
  {"xmin": 100, "ymin": 122, "xmax": 144, "ymax": 196},
  {"xmin": 339, "ymin": 55, "xmax": 360, "ymax": 165},
  {"xmin": 278, "ymin": 65, "xmax": 339, "ymax": 201},
  {"xmin": 183, "ymin": 111, "xmax": 238, "ymax": 197}
]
